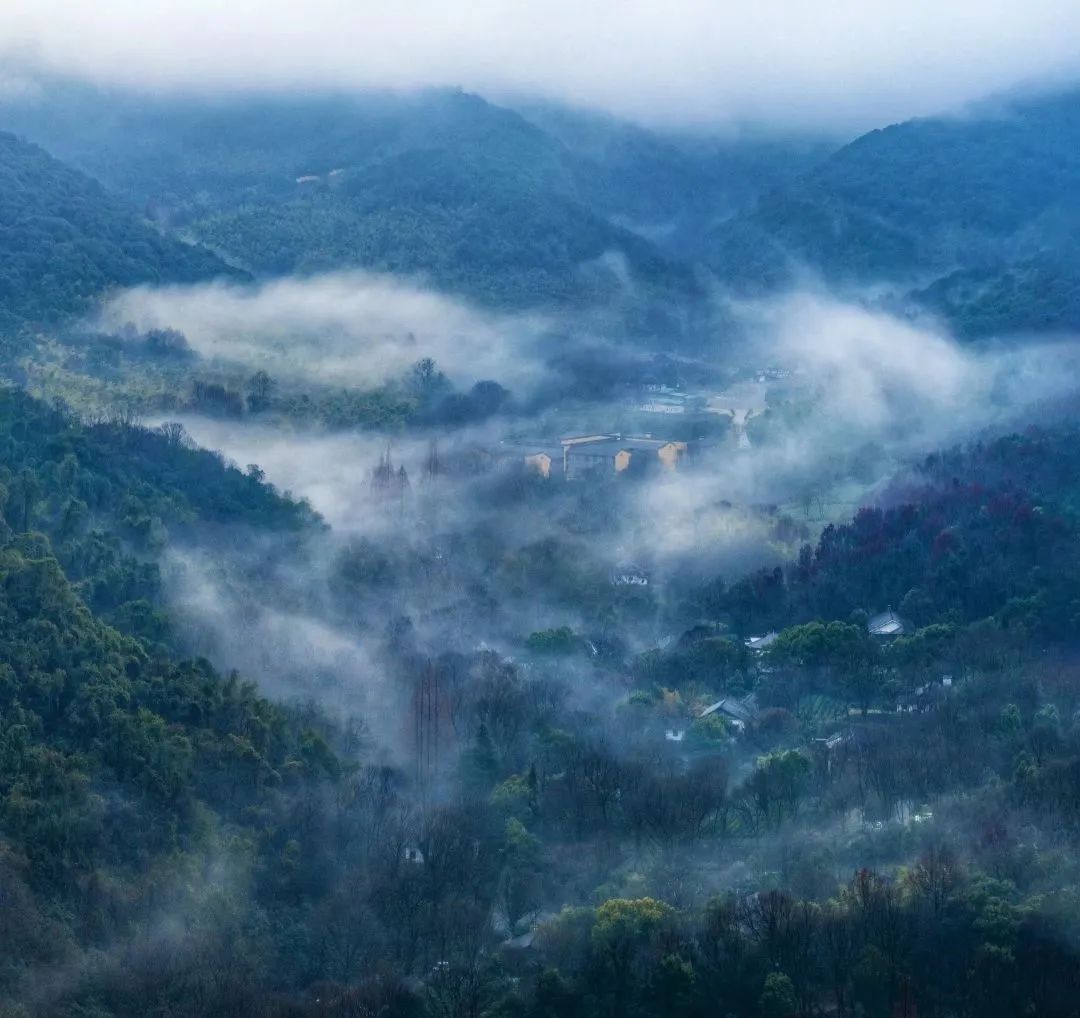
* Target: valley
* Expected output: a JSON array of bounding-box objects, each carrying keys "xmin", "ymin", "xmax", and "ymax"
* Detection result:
[{"xmin": 3, "ymin": 48, "xmax": 1080, "ymax": 1018}]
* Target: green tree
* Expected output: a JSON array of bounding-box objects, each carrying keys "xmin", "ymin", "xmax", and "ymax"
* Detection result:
[{"xmin": 759, "ymin": 972, "xmax": 796, "ymax": 1018}]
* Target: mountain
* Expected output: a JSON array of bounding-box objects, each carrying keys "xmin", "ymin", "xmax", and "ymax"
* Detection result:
[
  {"xmin": 0, "ymin": 388, "xmax": 349, "ymax": 1014},
  {"xmin": 0, "ymin": 88, "xmax": 697, "ymax": 315},
  {"xmin": 910, "ymin": 247, "xmax": 1080, "ymax": 339},
  {"xmin": 0, "ymin": 131, "xmax": 237, "ymax": 333},
  {"xmin": 0, "ymin": 385, "xmax": 313, "ymax": 640},
  {"xmin": 0, "ymin": 86, "xmax": 832, "ymax": 339},
  {"xmin": 10, "ymin": 82, "xmax": 1080, "ymax": 342},
  {"xmin": 515, "ymin": 101, "xmax": 836, "ymax": 259},
  {"xmin": 705, "ymin": 90, "xmax": 1080, "ymax": 336}
]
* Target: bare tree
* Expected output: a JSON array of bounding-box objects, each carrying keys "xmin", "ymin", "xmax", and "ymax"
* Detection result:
[{"xmin": 159, "ymin": 420, "xmax": 190, "ymax": 449}]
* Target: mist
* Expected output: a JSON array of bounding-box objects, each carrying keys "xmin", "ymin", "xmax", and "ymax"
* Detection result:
[
  {"xmin": 97, "ymin": 271, "xmax": 554, "ymax": 393},
  {"xmin": 621, "ymin": 292, "xmax": 1080, "ymax": 571},
  {"xmin": 144, "ymin": 287, "xmax": 1080, "ymax": 721},
  {"xmin": 3, "ymin": 1, "xmax": 1080, "ymax": 131},
  {"xmin": 154, "ymin": 285, "xmax": 1080, "ymax": 578}
]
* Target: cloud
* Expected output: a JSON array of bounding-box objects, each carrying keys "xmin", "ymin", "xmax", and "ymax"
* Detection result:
[
  {"xmin": 757, "ymin": 293, "xmax": 979, "ymax": 434},
  {"xmin": 97, "ymin": 271, "xmax": 553, "ymax": 392},
  {"xmin": 755, "ymin": 292, "xmax": 1080, "ymax": 442},
  {"xmin": 161, "ymin": 415, "xmax": 434, "ymax": 533},
  {"xmin": 2, "ymin": 1, "xmax": 1080, "ymax": 129},
  {"xmin": 140, "ymin": 287, "xmax": 1080, "ymax": 732},
  {"xmin": 164, "ymin": 545, "xmax": 386, "ymax": 716},
  {"xmin": 623, "ymin": 291, "xmax": 1080, "ymax": 567},
  {"xmin": 160, "ymin": 290, "xmax": 1080, "ymax": 572}
]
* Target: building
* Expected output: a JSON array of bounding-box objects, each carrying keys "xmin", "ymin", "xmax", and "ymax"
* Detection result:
[
  {"xmin": 868, "ymin": 608, "xmax": 912, "ymax": 639},
  {"xmin": 496, "ymin": 442, "xmax": 564, "ymax": 478},
  {"xmin": 564, "ymin": 439, "xmax": 634, "ymax": 477},
  {"xmin": 636, "ymin": 387, "xmax": 693, "ymax": 415},
  {"xmin": 562, "ymin": 434, "xmax": 688, "ymax": 479},
  {"xmin": 745, "ymin": 631, "xmax": 779, "ymax": 653},
  {"xmin": 493, "ymin": 433, "xmax": 694, "ymax": 480},
  {"xmin": 524, "ymin": 451, "xmax": 555, "ymax": 478},
  {"xmin": 896, "ymin": 675, "xmax": 954, "ymax": 714},
  {"xmin": 700, "ymin": 693, "xmax": 759, "ymax": 728},
  {"xmin": 640, "ymin": 396, "xmax": 687, "ymax": 414},
  {"xmin": 561, "ymin": 433, "xmax": 616, "ymax": 449}
]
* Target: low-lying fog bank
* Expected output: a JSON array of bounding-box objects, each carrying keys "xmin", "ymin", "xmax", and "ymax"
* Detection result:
[{"xmin": 135, "ymin": 286, "xmax": 1080, "ymax": 762}]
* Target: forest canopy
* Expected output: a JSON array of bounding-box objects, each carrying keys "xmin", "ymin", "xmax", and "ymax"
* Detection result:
[{"xmin": 0, "ymin": 131, "xmax": 237, "ymax": 331}]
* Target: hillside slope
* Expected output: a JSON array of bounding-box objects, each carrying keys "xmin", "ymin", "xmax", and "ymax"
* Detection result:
[
  {"xmin": 0, "ymin": 387, "xmax": 351, "ymax": 1014},
  {"xmin": 0, "ymin": 88, "xmax": 707, "ymax": 318},
  {"xmin": 0, "ymin": 132, "xmax": 237, "ymax": 331},
  {"xmin": 516, "ymin": 100, "xmax": 836, "ymax": 259},
  {"xmin": 705, "ymin": 90, "xmax": 1080, "ymax": 336}
]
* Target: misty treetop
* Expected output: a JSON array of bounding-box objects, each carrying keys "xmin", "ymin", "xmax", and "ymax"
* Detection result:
[
  {"xmin": 4, "ymin": 381, "xmax": 1080, "ymax": 1014},
  {"xmin": 0, "ymin": 386, "xmax": 316, "ymax": 644}
]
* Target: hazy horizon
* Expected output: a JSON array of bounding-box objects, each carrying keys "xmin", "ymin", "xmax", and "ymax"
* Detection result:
[{"xmin": 3, "ymin": 1, "xmax": 1080, "ymax": 132}]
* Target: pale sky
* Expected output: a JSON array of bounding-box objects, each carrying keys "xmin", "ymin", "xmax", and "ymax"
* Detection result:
[{"xmin": 2, "ymin": 1, "xmax": 1080, "ymax": 129}]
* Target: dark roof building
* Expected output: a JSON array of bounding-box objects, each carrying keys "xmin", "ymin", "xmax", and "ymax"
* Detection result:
[
  {"xmin": 745, "ymin": 631, "xmax": 779, "ymax": 652},
  {"xmin": 700, "ymin": 693, "xmax": 759, "ymax": 725},
  {"xmin": 563, "ymin": 435, "xmax": 687, "ymax": 478},
  {"xmin": 868, "ymin": 608, "xmax": 912, "ymax": 638}
]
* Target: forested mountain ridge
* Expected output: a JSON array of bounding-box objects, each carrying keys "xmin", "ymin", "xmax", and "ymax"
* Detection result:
[
  {"xmin": 193, "ymin": 148, "xmax": 697, "ymax": 310},
  {"xmin": 705, "ymin": 90, "xmax": 1080, "ymax": 336},
  {"xmin": 0, "ymin": 386, "xmax": 315, "ymax": 644},
  {"xmin": 0, "ymin": 388, "xmax": 346, "ymax": 1012},
  {"xmin": 0, "ymin": 496, "xmax": 350, "ymax": 1018},
  {"xmin": 10, "ymin": 83, "xmax": 1080, "ymax": 339},
  {"xmin": 0, "ymin": 88, "xmax": 710, "ymax": 318},
  {"xmin": 911, "ymin": 245, "xmax": 1080, "ymax": 338},
  {"xmin": 0, "ymin": 131, "xmax": 239, "ymax": 332},
  {"xmin": 512, "ymin": 101, "xmax": 836, "ymax": 259},
  {"xmin": 716, "ymin": 428, "xmax": 1080, "ymax": 639}
]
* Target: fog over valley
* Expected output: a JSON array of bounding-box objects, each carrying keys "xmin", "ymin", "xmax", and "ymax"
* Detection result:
[
  {"xmin": 5, "ymin": 9, "xmax": 1080, "ymax": 1018},
  {"xmin": 98, "ymin": 272, "xmax": 557, "ymax": 394}
]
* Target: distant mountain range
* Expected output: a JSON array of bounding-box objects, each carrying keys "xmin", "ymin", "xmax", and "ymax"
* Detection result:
[
  {"xmin": 0, "ymin": 85, "xmax": 829, "ymax": 342},
  {"xmin": 3, "ymin": 83, "xmax": 1080, "ymax": 342},
  {"xmin": 704, "ymin": 90, "xmax": 1080, "ymax": 337}
]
